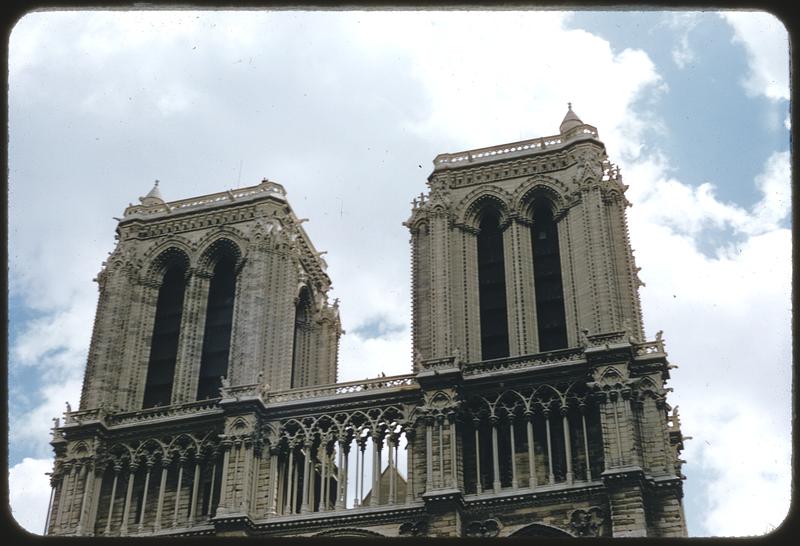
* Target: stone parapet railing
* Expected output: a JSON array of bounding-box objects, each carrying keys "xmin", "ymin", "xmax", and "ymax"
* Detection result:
[
  {"xmin": 635, "ymin": 339, "xmax": 665, "ymax": 356},
  {"xmin": 105, "ymin": 398, "xmax": 222, "ymax": 427},
  {"xmin": 583, "ymin": 330, "xmax": 629, "ymax": 348},
  {"xmin": 63, "ymin": 407, "xmax": 106, "ymax": 426},
  {"xmin": 432, "ymin": 124, "xmax": 598, "ymax": 171},
  {"xmin": 122, "ymin": 179, "xmax": 286, "ymax": 219},
  {"xmin": 269, "ymin": 374, "xmax": 417, "ymax": 403},
  {"xmin": 463, "ymin": 348, "xmax": 585, "ymax": 377}
]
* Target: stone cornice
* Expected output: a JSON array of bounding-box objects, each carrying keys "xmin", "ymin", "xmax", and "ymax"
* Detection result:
[
  {"xmin": 431, "ymin": 125, "xmax": 602, "ymax": 174},
  {"xmin": 251, "ymin": 503, "xmax": 426, "ymax": 534},
  {"xmin": 463, "ymin": 480, "xmax": 606, "ymax": 512}
]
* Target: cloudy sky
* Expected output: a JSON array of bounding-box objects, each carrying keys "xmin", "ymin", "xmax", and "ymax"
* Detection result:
[{"xmin": 7, "ymin": 9, "xmax": 790, "ymax": 536}]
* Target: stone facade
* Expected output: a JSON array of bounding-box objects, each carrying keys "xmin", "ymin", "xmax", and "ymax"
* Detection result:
[{"xmin": 45, "ymin": 106, "xmax": 687, "ymax": 537}]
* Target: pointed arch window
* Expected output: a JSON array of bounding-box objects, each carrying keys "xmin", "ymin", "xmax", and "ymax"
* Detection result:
[
  {"xmin": 291, "ymin": 288, "xmax": 312, "ymax": 388},
  {"xmin": 531, "ymin": 203, "xmax": 568, "ymax": 351},
  {"xmin": 143, "ymin": 264, "xmax": 187, "ymax": 408},
  {"xmin": 477, "ymin": 211, "xmax": 510, "ymax": 360},
  {"xmin": 197, "ymin": 255, "xmax": 237, "ymax": 400}
]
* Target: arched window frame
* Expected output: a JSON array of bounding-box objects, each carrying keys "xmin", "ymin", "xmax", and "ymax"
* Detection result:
[
  {"xmin": 291, "ymin": 285, "xmax": 314, "ymax": 388},
  {"xmin": 142, "ymin": 248, "xmax": 190, "ymax": 409},
  {"xmin": 196, "ymin": 238, "xmax": 242, "ymax": 400},
  {"xmin": 474, "ymin": 206, "xmax": 511, "ymax": 361},
  {"xmin": 527, "ymin": 196, "xmax": 568, "ymax": 352}
]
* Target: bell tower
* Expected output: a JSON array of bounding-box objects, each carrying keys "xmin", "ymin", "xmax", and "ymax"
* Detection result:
[
  {"xmin": 407, "ymin": 105, "xmax": 644, "ymax": 367},
  {"xmin": 79, "ymin": 178, "xmax": 341, "ymax": 413}
]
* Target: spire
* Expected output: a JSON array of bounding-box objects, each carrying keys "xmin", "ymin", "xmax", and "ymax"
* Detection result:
[
  {"xmin": 559, "ymin": 102, "xmax": 584, "ymax": 133},
  {"xmin": 139, "ymin": 180, "xmax": 165, "ymax": 206}
]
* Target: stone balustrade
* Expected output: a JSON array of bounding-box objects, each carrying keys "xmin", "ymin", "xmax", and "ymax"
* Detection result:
[
  {"xmin": 432, "ymin": 124, "xmax": 598, "ymax": 171},
  {"xmin": 105, "ymin": 399, "xmax": 222, "ymax": 427},
  {"xmin": 269, "ymin": 374, "xmax": 417, "ymax": 403},
  {"xmin": 122, "ymin": 179, "xmax": 286, "ymax": 219}
]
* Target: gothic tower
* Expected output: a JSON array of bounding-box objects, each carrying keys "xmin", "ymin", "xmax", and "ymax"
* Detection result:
[
  {"xmin": 80, "ymin": 178, "xmax": 341, "ymax": 412},
  {"xmin": 407, "ymin": 105, "xmax": 644, "ymax": 367},
  {"xmin": 46, "ymin": 107, "xmax": 686, "ymax": 538}
]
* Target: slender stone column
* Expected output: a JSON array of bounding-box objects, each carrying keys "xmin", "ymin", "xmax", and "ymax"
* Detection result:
[
  {"xmin": 621, "ymin": 389, "xmax": 641, "ymax": 467},
  {"xmin": 252, "ymin": 448, "xmax": 261, "ymax": 514},
  {"xmin": 425, "ymin": 418, "xmax": 434, "ymax": 492},
  {"xmin": 291, "ymin": 455, "xmax": 299, "ymax": 514},
  {"xmin": 44, "ymin": 478, "xmax": 56, "ymax": 535},
  {"xmin": 231, "ymin": 441, "xmax": 242, "ymax": 509},
  {"xmin": 387, "ymin": 433, "xmax": 396, "ymax": 504},
  {"xmin": 285, "ymin": 445, "xmax": 295, "ymax": 514},
  {"xmin": 394, "ymin": 439, "xmax": 400, "ymax": 491},
  {"xmin": 320, "ymin": 442, "xmax": 328, "ymax": 512},
  {"xmin": 562, "ymin": 406, "xmax": 573, "ymax": 485},
  {"xmin": 526, "ymin": 412, "xmax": 537, "ymax": 489},
  {"xmin": 105, "ymin": 465, "xmax": 120, "ymax": 534},
  {"xmin": 172, "ymin": 457, "xmax": 185, "ymax": 528},
  {"xmin": 580, "ymin": 404, "xmax": 592, "ymax": 481},
  {"xmin": 437, "ymin": 416, "xmax": 445, "ymax": 489},
  {"xmin": 137, "ymin": 460, "xmax": 152, "ymax": 533},
  {"xmin": 153, "ymin": 459, "xmax": 169, "ymax": 531},
  {"xmin": 405, "ymin": 429, "xmax": 415, "ymax": 503},
  {"xmin": 509, "ymin": 417, "xmax": 518, "ymax": 489},
  {"xmin": 341, "ymin": 439, "xmax": 350, "ymax": 508},
  {"xmin": 240, "ymin": 440, "xmax": 254, "ymax": 513},
  {"xmin": 335, "ymin": 440, "xmax": 345, "ymax": 510},
  {"xmin": 301, "ymin": 442, "xmax": 311, "ymax": 514},
  {"xmin": 448, "ymin": 414, "xmax": 458, "ymax": 489},
  {"xmin": 611, "ymin": 392, "xmax": 624, "ymax": 465},
  {"xmin": 189, "ymin": 461, "xmax": 200, "ymax": 524},
  {"xmin": 370, "ymin": 432, "xmax": 380, "ymax": 506},
  {"xmin": 120, "ymin": 465, "xmax": 135, "ymax": 536},
  {"xmin": 218, "ymin": 441, "xmax": 232, "ymax": 515},
  {"xmin": 353, "ymin": 438, "xmax": 361, "ymax": 507},
  {"xmin": 307, "ymin": 445, "xmax": 315, "ymax": 512},
  {"xmin": 491, "ymin": 416, "xmax": 501, "ymax": 493},
  {"xmin": 276, "ymin": 453, "xmax": 286, "ymax": 516},
  {"xmin": 358, "ymin": 436, "xmax": 367, "ymax": 506},
  {"xmin": 75, "ymin": 463, "xmax": 94, "ymax": 536},
  {"xmin": 473, "ymin": 418, "xmax": 482, "ymax": 493},
  {"xmin": 69, "ymin": 463, "xmax": 89, "ymax": 535},
  {"xmin": 208, "ymin": 454, "xmax": 218, "ymax": 516},
  {"xmin": 544, "ymin": 409, "xmax": 555, "ymax": 484},
  {"xmin": 65, "ymin": 463, "xmax": 79, "ymax": 529},
  {"xmin": 267, "ymin": 446, "xmax": 279, "ymax": 516},
  {"xmin": 55, "ymin": 464, "xmax": 72, "ymax": 531}
]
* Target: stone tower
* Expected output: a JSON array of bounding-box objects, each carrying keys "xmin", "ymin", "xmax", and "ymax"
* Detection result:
[
  {"xmin": 408, "ymin": 104, "xmax": 644, "ymax": 367},
  {"xmin": 46, "ymin": 107, "xmax": 687, "ymax": 537},
  {"xmin": 80, "ymin": 178, "xmax": 341, "ymax": 412}
]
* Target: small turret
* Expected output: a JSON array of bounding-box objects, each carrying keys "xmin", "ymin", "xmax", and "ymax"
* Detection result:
[
  {"xmin": 139, "ymin": 180, "xmax": 165, "ymax": 206},
  {"xmin": 559, "ymin": 102, "xmax": 584, "ymax": 133}
]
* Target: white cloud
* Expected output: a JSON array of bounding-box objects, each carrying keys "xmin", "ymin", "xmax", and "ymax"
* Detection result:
[
  {"xmin": 10, "ymin": 379, "xmax": 85, "ymax": 459},
  {"xmin": 345, "ymin": 11, "xmax": 664, "ymax": 163},
  {"xmin": 721, "ymin": 11, "xmax": 789, "ymax": 101},
  {"xmin": 666, "ymin": 12, "xmax": 701, "ymax": 69},
  {"xmin": 9, "ymin": 458, "xmax": 53, "ymax": 534},
  {"xmin": 625, "ymin": 150, "xmax": 791, "ymax": 536},
  {"xmin": 338, "ymin": 329, "xmax": 413, "ymax": 383},
  {"xmin": 751, "ymin": 150, "xmax": 791, "ymax": 230},
  {"xmin": 682, "ymin": 399, "xmax": 791, "ymax": 536}
]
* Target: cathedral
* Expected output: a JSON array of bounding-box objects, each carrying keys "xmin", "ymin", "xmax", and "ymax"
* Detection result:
[{"xmin": 45, "ymin": 107, "xmax": 687, "ymax": 537}]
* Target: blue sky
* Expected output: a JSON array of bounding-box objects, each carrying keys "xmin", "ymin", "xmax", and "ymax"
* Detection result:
[
  {"xmin": 569, "ymin": 11, "xmax": 786, "ymax": 209},
  {"xmin": 7, "ymin": 10, "xmax": 790, "ymax": 536}
]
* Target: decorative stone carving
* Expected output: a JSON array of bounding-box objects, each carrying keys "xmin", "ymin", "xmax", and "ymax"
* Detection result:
[
  {"xmin": 465, "ymin": 518, "xmax": 500, "ymax": 538},
  {"xmin": 398, "ymin": 520, "xmax": 427, "ymax": 536},
  {"xmin": 569, "ymin": 507, "xmax": 605, "ymax": 537}
]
